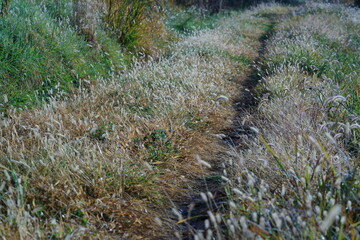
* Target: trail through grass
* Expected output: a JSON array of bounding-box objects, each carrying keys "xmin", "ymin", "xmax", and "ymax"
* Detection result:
[
  {"xmin": 0, "ymin": 3, "xmax": 291, "ymax": 239},
  {"xmin": 193, "ymin": 2, "xmax": 360, "ymax": 240},
  {"xmin": 0, "ymin": 1, "xmax": 359, "ymax": 239}
]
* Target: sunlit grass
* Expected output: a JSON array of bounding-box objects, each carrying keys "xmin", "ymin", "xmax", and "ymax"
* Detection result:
[
  {"xmin": 2, "ymin": 1, "xmax": 357, "ymax": 239},
  {"xmin": 197, "ymin": 2, "xmax": 359, "ymax": 240},
  {"xmin": 0, "ymin": 3, "xmax": 278, "ymax": 238}
]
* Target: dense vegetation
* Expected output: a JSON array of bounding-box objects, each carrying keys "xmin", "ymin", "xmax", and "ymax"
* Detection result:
[
  {"xmin": 210, "ymin": 2, "xmax": 360, "ymax": 239},
  {"xmin": 0, "ymin": 0, "xmax": 359, "ymax": 239},
  {"xmin": 0, "ymin": 0, "xmax": 172, "ymax": 113},
  {"xmin": 0, "ymin": 0, "xmax": 278, "ymax": 238}
]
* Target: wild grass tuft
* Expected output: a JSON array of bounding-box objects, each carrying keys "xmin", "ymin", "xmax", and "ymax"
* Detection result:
[
  {"xmin": 103, "ymin": 0, "xmax": 171, "ymax": 55},
  {"xmin": 0, "ymin": 0, "xmax": 127, "ymax": 112}
]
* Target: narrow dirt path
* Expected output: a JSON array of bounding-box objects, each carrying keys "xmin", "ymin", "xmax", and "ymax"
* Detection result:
[
  {"xmin": 174, "ymin": 14, "xmax": 285, "ymax": 240},
  {"xmin": 225, "ymin": 16, "xmax": 278, "ymax": 147}
]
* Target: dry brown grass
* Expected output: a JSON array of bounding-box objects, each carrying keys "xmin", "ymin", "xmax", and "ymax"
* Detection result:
[
  {"xmin": 195, "ymin": 2, "xmax": 359, "ymax": 239},
  {"xmin": 0, "ymin": 4, "xmax": 279, "ymax": 238}
]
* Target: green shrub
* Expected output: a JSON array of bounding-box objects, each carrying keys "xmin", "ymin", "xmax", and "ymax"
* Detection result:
[{"xmin": 102, "ymin": 0, "xmax": 168, "ymax": 54}]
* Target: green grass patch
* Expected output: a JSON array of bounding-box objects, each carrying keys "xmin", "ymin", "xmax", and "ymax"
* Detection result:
[
  {"xmin": 166, "ymin": 7, "xmax": 234, "ymax": 34},
  {"xmin": 263, "ymin": 13, "xmax": 360, "ymax": 125},
  {"xmin": 0, "ymin": 0, "xmax": 128, "ymax": 112}
]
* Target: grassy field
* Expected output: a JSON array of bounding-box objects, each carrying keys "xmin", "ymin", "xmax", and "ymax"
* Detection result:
[
  {"xmin": 0, "ymin": 0, "xmax": 170, "ymax": 113},
  {"xmin": 202, "ymin": 2, "xmax": 359, "ymax": 240},
  {"xmin": 0, "ymin": 1, "xmax": 288, "ymax": 239},
  {"xmin": 0, "ymin": 1, "xmax": 359, "ymax": 239}
]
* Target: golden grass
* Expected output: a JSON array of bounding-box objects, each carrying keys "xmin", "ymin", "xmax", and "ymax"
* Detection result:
[
  {"xmin": 197, "ymin": 2, "xmax": 359, "ymax": 239},
  {"xmin": 0, "ymin": 4, "xmax": 281, "ymax": 239}
]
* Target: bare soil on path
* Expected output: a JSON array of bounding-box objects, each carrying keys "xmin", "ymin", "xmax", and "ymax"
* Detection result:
[{"xmin": 174, "ymin": 15, "xmax": 283, "ymax": 240}]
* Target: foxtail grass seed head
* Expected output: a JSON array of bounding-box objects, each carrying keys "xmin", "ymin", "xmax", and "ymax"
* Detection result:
[
  {"xmin": 216, "ymin": 213, "xmax": 222, "ymax": 223},
  {"xmin": 229, "ymin": 201, "xmax": 237, "ymax": 210},
  {"xmin": 207, "ymin": 192, "xmax": 214, "ymax": 200},
  {"xmin": 281, "ymin": 184, "xmax": 286, "ymax": 196},
  {"xmin": 0, "ymin": 182, "xmax": 5, "ymax": 192},
  {"xmin": 252, "ymin": 212, "xmax": 258, "ymax": 222},
  {"xmin": 205, "ymin": 219, "xmax": 210, "ymax": 229},
  {"xmin": 346, "ymin": 201, "xmax": 352, "ymax": 211},
  {"xmin": 215, "ymin": 95, "xmax": 229, "ymax": 102},
  {"xmin": 250, "ymin": 127, "xmax": 259, "ymax": 134},
  {"xmin": 208, "ymin": 211, "xmax": 216, "ymax": 225},
  {"xmin": 233, "ymin": 188, "xmax": 243, "ymax": 196},
  {"xmin": 195, "ymin": 233, "xmax": 205, "ymax": 240},
  {"xmin": 221, "ymin": 176, "xmax": 230, "ymax": 183},
  {"xmin": 200, "ymin": 192, "xmax": 208, "ymax": 203},
  {"xmin": 340, "ymin": 216, "xmax": 346, "ymax": 225},
  {"xmin": 172, "ymin": 208, "xmax": 183, "ymax": 221},
  {"xmin": 206, "ymin": 229, "xmax": 213, "ymax": 239},
  {"xmin": 324, "ymin": 95, "xmax": 346, "ymax": 105},
  {"xmin": 320, "ymin": 205, "xmax": 342, "ymax": 233},
  {"xmin": 285, "ymin": 215, "xmax": 292, "ymax": 224},
  {"xmin": 196, "ymin": 155, "xmax": 212, "ymax": 169},
  {"xmin": 240, "ymin": 216, "xmax": 248, "ymax": 230},
  {"xmin": 144, "ymin": 162, "xmax": 153, "ymax": 171},
  {"xmin": 247, "ymin": 174, "xmax": 255, "ymax": 188},
  {"xmin": 154, "ymin": 217, "xmax": 162, "ymax": 227},
  {"xmin": 271, "ymin": 212, "xmax": 282, "ymax": 229},
  {"xmin": 334, "ymin": 133, "xmax": 344, "ymax": 139},
  {"xmin": 230, "ymin": 224, "xmax": 235, "ymax": 234},
  {"xmin": 325, "ymin": 132, "xmax": 337, "ymax": 145}
]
